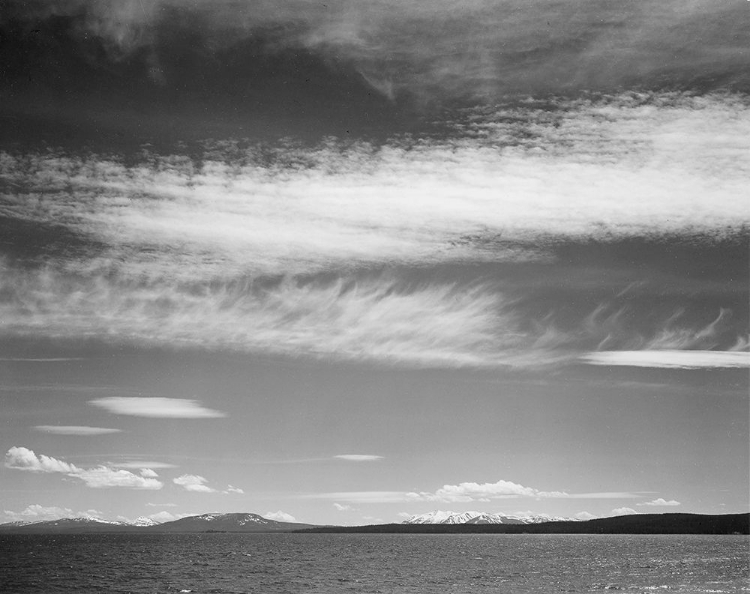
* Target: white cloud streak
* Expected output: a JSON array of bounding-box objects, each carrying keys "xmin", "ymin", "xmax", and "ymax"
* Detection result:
[
  {"xmin": 33, "ymin": 425, "xmax": 122, "ymax": 436},
  {"xmin": 334, "ymin": 454, "xmax": 384, "ymax": 462},
  {"xmin": 4, "ymin": 446, "xmax": 163, "ymax": 490},
  {"xmin": 582, "ymin": 350, "xmax": 749, "ymax": 369},
  {"xmin": 113, "ymin": 461, "xmax": 178, "ymax": 469},
  {"xmin": 89, "ymin": 397, "xmax": 225, "ymax": 418}
]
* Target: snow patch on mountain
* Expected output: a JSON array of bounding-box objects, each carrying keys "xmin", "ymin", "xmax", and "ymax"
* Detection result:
[{"xmin": 403, "ymin": 510, "xmax": 575, "ymax": 525}]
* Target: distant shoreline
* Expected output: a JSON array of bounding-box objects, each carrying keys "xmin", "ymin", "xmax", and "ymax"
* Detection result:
[
  {"xmin": 299, "ymin": 514, "xmax": 750, "ymax": 535},
  {"xmin": 0, "ymin": 513, "xmax": 747, "ymax": 535}
]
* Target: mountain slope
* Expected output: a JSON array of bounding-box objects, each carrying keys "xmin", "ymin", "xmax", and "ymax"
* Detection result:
[{"xmin": 149, "ymin": 513, "xmax": 317, "ymax": 532}]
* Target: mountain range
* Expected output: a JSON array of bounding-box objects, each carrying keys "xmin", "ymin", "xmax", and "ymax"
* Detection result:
[
  {"xmin": 0, "ymin": 512, "xmax": 315, "ymax": 534},
  {"xmin": 402, "ymin": 510, "xmax": 572, "ymax": 525},
  {"xmin": 0, "ymin": 511, "xmax": 747, "ymax": 535}
]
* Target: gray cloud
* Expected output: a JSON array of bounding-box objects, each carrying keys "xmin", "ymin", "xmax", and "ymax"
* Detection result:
[{"xmin": 9, "ymin": 1, "xmax": 748, "ymax": 102}]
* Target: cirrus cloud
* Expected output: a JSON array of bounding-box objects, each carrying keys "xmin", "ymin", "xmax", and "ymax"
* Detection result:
[{"xmin": 33, "ymin": 425, "xmax": 122, "ymax": 436}]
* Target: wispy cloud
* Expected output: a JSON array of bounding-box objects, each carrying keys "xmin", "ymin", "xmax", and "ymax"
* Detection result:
[
  {"xmin": 334, "ymin": 454, "xmax": 384, "ymax": 462},
  {"xmin": 334, "ymin": 503, "xmax": 353, "ymax": 511},
  {"xmin": 11, "ymin": 1, "xmax": 748, "ymax": 101},
  {"xmin": 33, "ymin": 425, "xmax": 122, "ymax": 436},
  {"xmin": 1, "ymin": 94, "xmax": 747, "ymax": 368},
  {"xmin": 582, "ymin": 350, "xmax": 749, "ymax": 369},
  {"xmin": 89, "ymin": 397, "xmax": 225, "ymax": 419},
  {"xmin": 173, "ymin": 474, "xmax": 216, "ymax": 493},
  {"xmin": 4, "ymin": 446, "xmax": 163, "ymax": 490},
  {"xmin": 113, "ymin": 461, "xmax": 178, "ymax": 469},
  {"xmin": 224, "ymin": 485, "xmax": 244, "ymax": 495},
  {"xmin": 263, "ymin": 510, "xmax": 297, "ymax": 523}
]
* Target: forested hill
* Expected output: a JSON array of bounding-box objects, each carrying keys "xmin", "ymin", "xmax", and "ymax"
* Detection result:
[{"xmin": 301, "ymin": 513, "xmax": 749, "ymax": 535}]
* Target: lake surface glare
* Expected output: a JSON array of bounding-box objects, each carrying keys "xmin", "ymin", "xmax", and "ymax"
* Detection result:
[{"xmin": 1, "ymin": 533, "xmax": 748, "ymax": 593}]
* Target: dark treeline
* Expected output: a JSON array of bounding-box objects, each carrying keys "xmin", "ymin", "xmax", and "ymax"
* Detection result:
[{"xmin": 300, "ymin": 514, "xmax": 750, "ymax": 535}]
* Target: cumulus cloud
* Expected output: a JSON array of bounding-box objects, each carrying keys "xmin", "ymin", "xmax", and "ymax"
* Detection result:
[
  {"xmin": 638, "ymin": 498, "xmax": 681, "ymax": 507},
  {"xmin": 2, "ymin": 504, "xmax": 101, "ymax": 523},
  {"xmin": 263, "ymin": 510, "xmax": 297, "ymax": 523},
  {"xmin": 334, "ymin": 455, "xmax": 384, "ymax": 462},
  {"xmin": 312, "ymin": 482, "xmax": 637, "ymax": 504},
  {"xmin": 89, "ymin": 397, "xmax": 225, "ymax": 418},
  {"xmin": 173, "ymin": 474, "xmax": 216, "ymax": 493},
  {"xmin": 574, "ymin": 511, "xmax": 598, "ymax": 521},
  {"xmin": 33, "ymin": 425, "xmax": 122, "ymax": 436},
  {"xmin": 140, "ymin": 468, "xmax": 159, "ymax": 478},
  {"xmin": 146, "ymin": 510, "xmax": 182, "ymax": 523},
  {"xmin": 4, "ymin": 446, "xmax": 163, "ymax": 489},
  {"xmin": 610, "ymin": 507, "xmax": 639, "ymax": 516},
  {"xmin": 224, "ymin": 485, "xmax": 244, "ymax": 495}
]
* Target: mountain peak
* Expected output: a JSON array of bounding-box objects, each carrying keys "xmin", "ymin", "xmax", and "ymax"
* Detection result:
[{"xmin": 403, "ymin": 511, "xmax": 574, "ymax": 525}]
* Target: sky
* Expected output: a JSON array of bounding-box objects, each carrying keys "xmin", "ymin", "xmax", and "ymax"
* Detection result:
[{"xmin": 0, "ymin": 0, "xmax": 748, "ymax": 526}]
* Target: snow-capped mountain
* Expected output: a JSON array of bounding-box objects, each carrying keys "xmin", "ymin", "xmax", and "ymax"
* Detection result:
[
  {"xmin": 402, "ymin": 511, "xmax": 574, "ymax": 525},
  {"xmin": 127, "ymin": 516, "xmax": 160, "ymax": 527}
]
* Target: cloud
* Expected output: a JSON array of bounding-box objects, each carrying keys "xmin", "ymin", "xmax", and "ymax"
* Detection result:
[
  {"xmin": 582, "ymin": 350, "xmax": 749, "ymax": 369},
  {"xmin": 311, "ymin": 482, "xmax": 637, "ymax": 504},
  {"xmin": 224, "ymin": 485, "xmax": 244, "ymax": 495},
  {"xmin": 574, "ymin": 511, "xmax": 598, "ymax": 521},
  {"xmin": 263, "ymin": 510, "xmax": 297, "ymax": 523},
  {"xmin": 89, "ymin": 397, "xmax": 225, "ymax": 418},
  {"xmin": 638, "ymin": 498, "xmax": 681, "ymax": 507},
  {"xmin": 334, "ymin": 503, "xmax": 353, "ymax": 511},
  {"xmin": 610, "ymin": 507, "xmax": 639, "ymax": 516},
  {"xmin": 33, "ymin": 425, "xmax": 122, "ymax": 436},
  {"xmin": 334, "ymin": 454, "xmax": 384, "ymax": 462},
  {"xmin": 9, "ymin": 1, "xmax": 749, "ymax": 101},
  {"xmin": 4, "ymin": 446, "xmax": 163, "ymax": 489},
  {"xmin": 173, "ymin": 474, "xmax": 216, "ymax": 493},
  {"xmin": 0, "ymin": 94, "xmax": 747, "ymax": 369},
  {"xmin": 140, "ymin": 468, "xmax": 159, "ymax": 478},
  {"xmin": 113, "ymin": 461, "xmax": 178, "ymax": 469},
  {"xmin": 146, "ymin": 511, "xmax": 182, "ymax": 523},
  {"xmin": 146, "ymin": 502, "xmax": 177, "ymax": 507},
  {"xmin": 3, "ymin": 504, "xmax": 103, "ymax": 523}
]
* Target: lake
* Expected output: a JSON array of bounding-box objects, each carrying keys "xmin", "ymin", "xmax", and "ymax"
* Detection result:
[{"xmin": 1, "ymin": 533, "xmax": 747, "ymax": 593}]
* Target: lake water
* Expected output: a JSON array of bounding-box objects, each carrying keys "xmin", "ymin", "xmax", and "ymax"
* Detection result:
[{"xmin": 1, "ymin": 533, "xmax": 747, "ymax": 593}]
